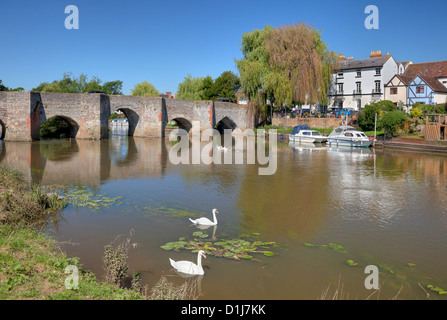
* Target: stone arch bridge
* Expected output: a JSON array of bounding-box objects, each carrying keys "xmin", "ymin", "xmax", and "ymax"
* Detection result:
[{"xmin": 0, "ymin": 91, "xmax": 256, "ymax": 141}]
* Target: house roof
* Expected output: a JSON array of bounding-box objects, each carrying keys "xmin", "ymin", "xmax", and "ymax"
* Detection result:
[
  {"xmin": 401, "ymin": 60, "xmax": 447, "ymax": 93},
  {"xmin": 337, "ymin": 56, "xmax": 391, "ymax": 71},
  {"xmin": 403, "ymin": 60, "xmax": 447, "ymax": 78},
  {"xmin": 418, "ymin": 75, "xmax": 447, "ymax": 93},
  {"xmin": 398, "ymin": 60, "xmax": 412, "ymax": 67}
]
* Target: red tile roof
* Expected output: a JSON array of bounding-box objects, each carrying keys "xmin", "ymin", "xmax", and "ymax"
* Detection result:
[{"xmin": 402, "ymin": 60, "xmax": 447, "ymax": 93}]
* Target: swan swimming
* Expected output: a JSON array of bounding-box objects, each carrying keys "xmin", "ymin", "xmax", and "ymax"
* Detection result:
[
  {"xmin": 189, "ymin": 209, "xmax": 219, "ymax": 226},
  {"xmin": 169, "ymin": 250, "xmax": 206, "ymax": 275}
]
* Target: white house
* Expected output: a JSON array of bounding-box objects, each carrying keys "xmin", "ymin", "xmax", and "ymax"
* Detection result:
[{"xmin": 327, "ymin": 51, "xmax": 398, "ymax": 111}]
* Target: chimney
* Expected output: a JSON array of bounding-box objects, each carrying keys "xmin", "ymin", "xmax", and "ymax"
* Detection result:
[
  {"xmin": 338, "ymin": 54, "xmax": 346, "ymax": 62},
  {"xmin": 347, "ymin": 56, "xmax": 354, "ymax": 61},
  {"xmin": 167, "ymin": 92, "xmax": 172, "ymax": 99},
  {"xmin": 370, "ymin": 50, "xmax": 383, "ymax": 58}
]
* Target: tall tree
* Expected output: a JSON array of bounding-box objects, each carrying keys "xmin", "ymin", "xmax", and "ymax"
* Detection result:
[
  {"xmin": 103, "ymin": 80, "xmax": 123, "ymax": 95},
  {"xmin": 211, "ymin": 71, "xmax": 240, "ymax": 101},
  {"xmin": 130, "ymin": 81, "xmax": 159, "ymax": 97},
  {"xmin": 199, "ymin": 75, "xmax": 214, "ymax": 100},
  {"xmin": 265, "ymin": 23, "xmax": 336, "ymax": 106},
  {"xmin": 176, "ymin": 74, "xmax": 205, "ymax": 100},
  {"xmin": 236, "ymin": 23, "xmax": 335, "ymax": 111},
  {"xmin": 235, "ymin": 25, "xmax": 273, "ymax": 104}
]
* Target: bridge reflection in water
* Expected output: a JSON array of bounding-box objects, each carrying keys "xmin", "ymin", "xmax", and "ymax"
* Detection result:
[{"xmin": 0, "ymin": 136, "xmax": 171, "ymax": 187}]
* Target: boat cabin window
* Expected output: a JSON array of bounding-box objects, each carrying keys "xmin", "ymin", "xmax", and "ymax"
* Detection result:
[
  {"xmin": 312, "ymin": 132, "xmax": 321, "ymax": 136},
  {"xmin": 302, "ymin": 131, "xmax": 311, "ymax": 136},
  {"xmin": 335, "ymin": 128, "xmax": 343, "ymax": 133},
  {"xmin": 344, "ymin": 132, "xmax": 353, "ymax": 137}
]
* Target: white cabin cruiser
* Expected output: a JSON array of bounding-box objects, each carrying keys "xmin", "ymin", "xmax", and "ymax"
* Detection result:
[
  {"xmin": 327, "ymin": 126, "xmax": 373, "ymax": 148},
  {"xmin": 289, "ymin": 125, "xmax": 327, "ymax": 144}
]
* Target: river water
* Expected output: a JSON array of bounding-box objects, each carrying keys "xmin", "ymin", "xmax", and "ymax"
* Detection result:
[{"xmin": 1, "ymin": 133, "xmax": 446, "ymax": 300}]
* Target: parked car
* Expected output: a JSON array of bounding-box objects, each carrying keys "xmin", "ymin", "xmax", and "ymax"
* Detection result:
[{"xmin": 85, "ymin": 91, "xmax": 106, "ymax": 94}]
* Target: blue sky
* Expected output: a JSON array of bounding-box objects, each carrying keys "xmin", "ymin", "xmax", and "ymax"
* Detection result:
[{"xmin": 1, "ymin": 0, "xmax": 446, "ymax": 94}]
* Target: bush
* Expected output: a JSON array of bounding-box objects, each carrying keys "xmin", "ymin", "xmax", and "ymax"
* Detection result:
[
  {"xmin": 378, "ymin": 111, "xmax": 407, "ymax": 137},
  {"xmin": 358, "ymin": 103, "xmax": 382, "ymax": 131},
  {"xmin": 40, "ymin": 117, "xmax": 72, "ymax": 139}
]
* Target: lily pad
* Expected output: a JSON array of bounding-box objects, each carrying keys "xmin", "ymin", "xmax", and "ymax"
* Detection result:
[
  {"xmin": 346, "ymin": 260, "xmax": 358, "ymax": 267},
  {"xmin": 160, "ymin": 241, "xmax": 186, "ymax": 251},
  {"xmin": 192, "ymin": 231, "xmax": 209, "ymax": 238},
  {"xmin": 304, "ymin": 243, "xmax": 314, "ymax": 247},
  {"xmin": 406, "ymin": 263, "xmax": 416, "ymax": 267},
  {"xmin": 427, "ymin": 284, "xmax": 447, "ymax": 294},
  {"xmin": 263, "ymin": 251, "xmax": 275, "ymax": 257}
]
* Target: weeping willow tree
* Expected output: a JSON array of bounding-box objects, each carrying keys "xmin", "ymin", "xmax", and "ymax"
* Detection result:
[
  {"xmin": 235, "ymin": 25, "xmax": 273, "ymax": 117},
  {"xmin": 236, "ymin": 23, "xmax": 336, "ymax": 114}
]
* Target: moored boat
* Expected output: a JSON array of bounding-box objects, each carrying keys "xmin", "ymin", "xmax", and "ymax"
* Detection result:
[
  {"xmin": 289, "ymin": 125, "xmax": 327, "ymax": 144},
  {"xmin": 327, "ymin": 126, "xmax": 373, "ymax": 148}
]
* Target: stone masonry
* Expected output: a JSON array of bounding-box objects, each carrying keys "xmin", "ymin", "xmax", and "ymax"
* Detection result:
[{"xmin": 0, "ymin": 92, "xmax": 254, "ymax": 141}]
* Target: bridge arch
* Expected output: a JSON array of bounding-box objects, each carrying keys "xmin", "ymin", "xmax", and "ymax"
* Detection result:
[
  {"xmin": 0, "ymin": 118, "xmax": 5, "ymax": 140},
  {"xmin": 215, "ymin": 116, "xmax": 237, "ymax": 134},
  {"xmin": 162, "ymin": 117, "xmax": 193, "ymax": 137},
  {"xmin": 40, "ymin": 115, "xmax": 80, "ymax": 139},
  {"xmin": 111, "ymin": 107, "xmax": 140, "ymax": 136}
]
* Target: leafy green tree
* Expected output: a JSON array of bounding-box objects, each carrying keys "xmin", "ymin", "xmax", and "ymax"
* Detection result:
[
  {"xmin": 210, "ymin": 71, "xmax": 240, "ymax": 101},
  {"xmin": 199, "ymin": 75, "xmax": 214, "ymax": 100},
  {"xmin": 0, "ymin": 80, "xmax": 9, "ymax": 91},
  {"xmin": 103, "ymin": 80, "xmax": 123, "ymax": 95},
  {"xmin": 265, "ymin": 23, "xmax": 336, "ymax": 106},
  {"xmin": 375, "ymin": 100, "xmax": 398, "ymax": 112},
  {"xmin": 378, "ymin": 111, "xmax": 407, "ymax": 137},
  {"xmin": 235, "ymin": 25, "xmax": 272, "ymax": 104},
  {"xmin": 130, "ymin": 81, "xmax": 159, "ymax": 97},
  {"xmin": 176, "ymin": 74, "xmax": 205, "ymax": 100},
  {"xmin": 235, "ymin": 23, "xmax": 335, "ymax": 114},
  {"xmin": 358, "ymin": 103, "xmax": 382, "ymax": 131},
  {"xmin": 40, "ymin": 117, "xmax": 72, "ymax": 139},
  {"xmin": 32, "ymin": 73, "xmax": 123, "ymax": 94}
]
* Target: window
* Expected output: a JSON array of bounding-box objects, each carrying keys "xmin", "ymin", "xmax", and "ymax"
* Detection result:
[
  {"xmin": 356, "ymin": 82, "xmax": 362, "ymax": 93},
  {"xmin": 312, "ymin": 132, "xmax": 321, "ymax": 136},
  {"xmin": 337, "ymin": 71, "xmax": 344, "ymax": 78},
  {"xmin": 375, "ymin": 81, "xmax": 381, "ymax": 93},
  {"xmin": 375, "ymin": 68, "xmax": 381, "ymax": 76},
  {"xmin": 338, "ymin": 83, "xmax": 344, "ymax": 93},
  {"xmin": 390, "ymin": 87, "xmax": 398, "ymax": 95},
  {"xmin": 356, "ymin": 70, "xmax": 361, "ymax": 77},
  {"xmin": 416, "ymin": 86, "xmax": 424, "ymax": 94},
  {"xmin": 344, "ymin": 132, "xmax": 353, "ymax": 137},
  {"xmin": 302, "ymin": 131, "xmax": 311, "ymax": 136}
]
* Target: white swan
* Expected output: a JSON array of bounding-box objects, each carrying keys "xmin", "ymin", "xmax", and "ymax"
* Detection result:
[
  {"xmin": 189, "ymin": 209, "xmax": 218, "ymax": 226},
  {"xmin": 169, "ymin": 250, "xmax": 206, "ymax": 275}
]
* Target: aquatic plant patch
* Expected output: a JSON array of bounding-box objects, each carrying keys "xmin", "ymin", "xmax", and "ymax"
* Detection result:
[
  {"xmin": 145, "ymin": 206, "xmax": 207, "ymax": 219},
  {"xmin": 48, "ymin": 185, "xmax": 124, "ymax": 209},
  {"xmin": 161, "ymin": 233, "xmax": 280, "ymax": 261}
]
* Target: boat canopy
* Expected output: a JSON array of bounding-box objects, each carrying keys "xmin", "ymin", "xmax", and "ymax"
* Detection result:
[
  {"xmin": 291, "ymin": 125, "xmax": 311, "ymax": 135},
  {"xmin": 329, "ymin": 126, "xmax": 357, "ymax": 136}
]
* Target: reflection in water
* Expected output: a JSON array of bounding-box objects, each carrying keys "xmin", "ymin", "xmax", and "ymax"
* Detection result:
[{"xmin": 1, "ymin": 138, "xmax": 447, "ymax": 299}]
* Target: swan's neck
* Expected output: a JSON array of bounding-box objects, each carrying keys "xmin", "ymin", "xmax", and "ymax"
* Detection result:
[
  {"xmin": 197, "ymin": 254, "xmax": 204, "ymax": 272},
  {"xmin": 212, "ymin": 211, "xmax": 217, "ymax": 224}
]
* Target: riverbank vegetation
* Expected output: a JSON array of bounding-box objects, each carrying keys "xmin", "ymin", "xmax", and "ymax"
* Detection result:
[{"xmin": 0, "ymin": 165, "xmax": 196, "ymax": 300}]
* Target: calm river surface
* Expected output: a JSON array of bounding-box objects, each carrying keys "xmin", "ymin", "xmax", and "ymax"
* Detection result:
[{"xmin": 1, "ymin": 134, "xmax": 447, "ymax": 300}]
